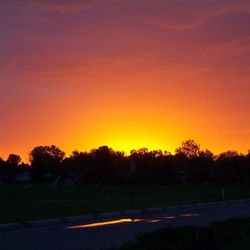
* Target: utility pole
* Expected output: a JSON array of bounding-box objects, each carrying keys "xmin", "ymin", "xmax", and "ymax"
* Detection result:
[{"xmin": 130, "ymin": 162, "xmax": 136, "ymax": 210}]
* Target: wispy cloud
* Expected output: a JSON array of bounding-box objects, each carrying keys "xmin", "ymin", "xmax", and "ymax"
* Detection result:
[
  {"xmin": 129, "ymin": 0, "xmax": 250, "ymax": 30},
  {"xmin": 0, "ymin": 0, "xmax": 93, "ymax": 26},
  {"xmin": 0, "ymin": 0, "xmax": 93, "ymax": 13}
]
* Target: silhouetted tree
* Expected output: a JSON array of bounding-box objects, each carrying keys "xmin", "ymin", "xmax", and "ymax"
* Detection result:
[
  {"xmin": 30, "ymin": 145, "xmax": 65, "ymax": 182},
  {"xmin": 0, "ymin": 154, "xmax": 21, "ymax": 184},
  {"xmin": 215, "ymin": 151, "xmax": 245, "ymax": 184},
  {"xmin": 176, "ymin": 140, "xmax": 201, "ymax": 159},
  {"xmin": 2, "ymin": 140, "xmax": 250, "ymax": 186},
  {"xmin": 0, "ymin": 157, "xmax": 5, "ymax": 184},
  {"xmin": 188, "ymin": 150, "xmax": 214, "ymax": 183},
  {"xmin": 7, "ymin": 154, "xmax": 21, "ymax": 167},
  {"xmin": 63, "ymin": 150, "xmax": 94, "ymax": 183},
  {"xmin": 90, "ymin": 146, "xmax": 122, "ymax": 184}
]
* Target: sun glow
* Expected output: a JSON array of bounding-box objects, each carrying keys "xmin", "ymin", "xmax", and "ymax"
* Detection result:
[
  {"xmin": 75, "ymin": 116, "xmax": 179, "ymax": 154},
  {"xmin": 1, "ymin": 1, "xmax": 250, "ymax": 159}
]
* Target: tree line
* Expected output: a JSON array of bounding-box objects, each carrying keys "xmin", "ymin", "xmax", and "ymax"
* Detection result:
[{"xmin": 1, "ymin": 140, "xmax": 250, "ymax": 185}]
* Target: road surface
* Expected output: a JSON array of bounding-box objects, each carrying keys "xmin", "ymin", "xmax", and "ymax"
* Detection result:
[{"xmin": 1, "ymin": 201, "xmax": 250, "ymax": 250}]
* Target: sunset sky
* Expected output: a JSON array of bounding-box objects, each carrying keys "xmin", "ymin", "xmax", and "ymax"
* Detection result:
[{"xmin": 1, "ymin": 0, "xmax": 250, "ymax": 161}]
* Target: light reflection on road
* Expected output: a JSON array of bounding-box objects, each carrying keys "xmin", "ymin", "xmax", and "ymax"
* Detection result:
[
  {"xmin": 66, "ymin": 219, "xmax": 142, "ymax": 229},
  {"xmin": 164, "ymin": 216, "xmax": 176, "ymax": 220},
  {"xmin": 66, "ymin": 213, "xmax": 200, "ymax": 229},
  {"xmin": 180, "ymin": 213, "xmax": 200, "ymax": 217}
]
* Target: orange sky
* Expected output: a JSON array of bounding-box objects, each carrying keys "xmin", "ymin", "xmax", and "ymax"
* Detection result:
[{"xmin": 1, "ymin": 0, "xmax": 250, "ymax": 161}]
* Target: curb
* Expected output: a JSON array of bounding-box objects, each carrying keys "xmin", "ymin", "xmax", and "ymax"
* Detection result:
[
  {"xmin": 1, "ymin": 198, "xmax": 250, "ymax": 232},
  {"xmin": 206, "ymin": 202, "xmax": 217, "ymax": 205},
  {"xmin": 64, "ymin": 215, "xmax": 94, "ymax": 223},
  {"xmin": 164, "ymin": 205, "xmax": 179, "ymax": 210},
  {"xmin": 145, "ymin": 207, "xmax": 164, "ymax": 213},
  {"xmin": 123, "ymin": 209, "xmax": 143, "ymax": 215},
  {"xmin": 97, "ymin": 212, "xmax": 121, "ymax": 219},
  {"xmin": 196, "ymin": 203, "xmax": 207, "ymax": 206},
  {"xmin": 177, "ymin": 204, "xmax": 193, "ymax": 208},
  {"xmin": 0, "ymin": 223, "xmax": 21, "ymax": 231},
  {"xmin": 27, "ymin": 218, "xmax": 62, "ymax": 227}
]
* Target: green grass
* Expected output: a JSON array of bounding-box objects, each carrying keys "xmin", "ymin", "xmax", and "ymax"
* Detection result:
[
  {"xmin": 1, "ymin": 184, "xmax": 250, "ymax": 224},
  {"xmin": 112, "ymin": 227, "xmax": 196, "ymax": 250},
  {"xmin": 113, "ymin": 218, "xmax": 250, "ymax": 250}
]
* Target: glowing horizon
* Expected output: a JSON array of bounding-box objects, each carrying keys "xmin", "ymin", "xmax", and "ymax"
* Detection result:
[{"xmin": 1, "ymin": 1, "xmax": 250, "ymax": 161}]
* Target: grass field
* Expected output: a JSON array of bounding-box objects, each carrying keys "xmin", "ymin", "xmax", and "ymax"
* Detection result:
[
  {"xmin": 1, "ymin": 184, "xmax": 250, "ymax": 224},
  {"xmin": 113, "ymin": 218, "xmax": 250, "ymax": 250}
]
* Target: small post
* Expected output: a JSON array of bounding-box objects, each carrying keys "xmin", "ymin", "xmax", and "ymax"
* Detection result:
[{"xmin": 221, "ymin": 188, "xmax": 225, "ymax": 200}]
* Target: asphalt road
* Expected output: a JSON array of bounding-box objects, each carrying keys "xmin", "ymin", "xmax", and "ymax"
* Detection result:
[{"xmin": 1, "ymin": 201, "xmax": 250, "ymax": 250}]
